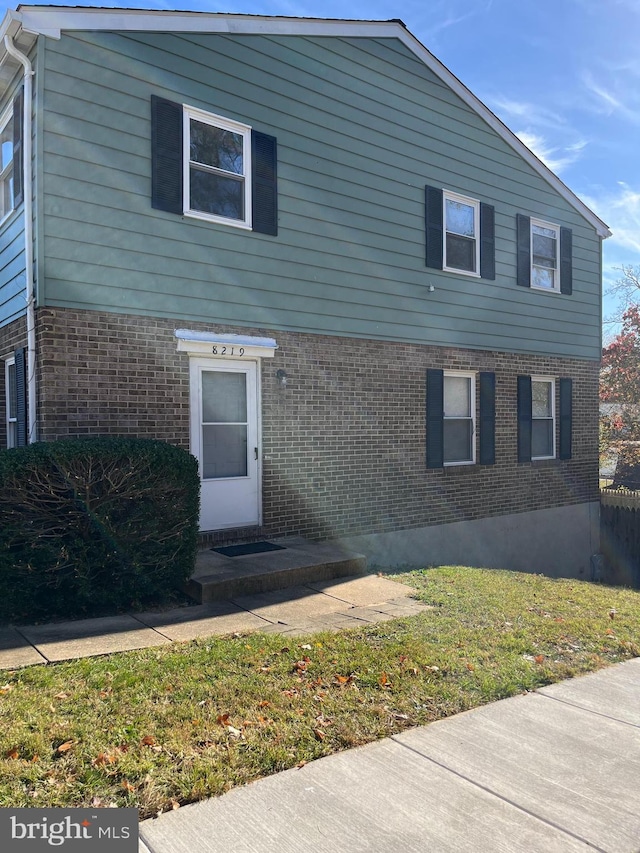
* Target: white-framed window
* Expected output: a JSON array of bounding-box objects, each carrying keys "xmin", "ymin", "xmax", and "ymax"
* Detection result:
[
  {"xmin": 532, "ymin": 377, "xmax": 555, "ymax": 459},
  {"xmin": 443, "ymin": 191, "xmax": 480, "ymax": 276},
  {"xmin": 443, "ymin": 371, "xmax": 475, "ymax": 465},
  {"xmin": 5, "ymin": 356, "xmax": 17, "ymax": 448},
  {"xmin": 183, "ymin": 105, "xmax": 252, "ymax": 229},
  {"xmin": 531, "ymin": 218, "xmax": 560, "ymax": 291},
  {"xmin": 0, "ymin": 104, "xmax": 14, "ymax": 224}
]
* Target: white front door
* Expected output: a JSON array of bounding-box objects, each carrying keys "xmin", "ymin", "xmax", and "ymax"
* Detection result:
[{"xmin": 190, "ymin": 358, "xmax": 260, "ymax": 531}]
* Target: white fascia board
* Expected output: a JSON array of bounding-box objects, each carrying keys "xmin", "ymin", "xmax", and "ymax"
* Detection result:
[
  {"xmin": 6, "ymin": 7, "xmax": 610, "ymax": 238},
  {"xmin": 15, "ymin": 8, "xmax": 400, "ymax": 39}
]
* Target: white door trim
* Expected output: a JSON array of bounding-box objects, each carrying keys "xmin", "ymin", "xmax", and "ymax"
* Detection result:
[{"xmin": 178, "ymin": 332, "xmax": 276, "ymax": 532}]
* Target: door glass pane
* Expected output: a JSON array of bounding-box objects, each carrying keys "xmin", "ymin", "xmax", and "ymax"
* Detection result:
[
  {"xmin": 202, "ymin": 371, "xmax": 247, "ymax": 423},
  {"xmin": 202, "ymin": 425, "xmax": 247, "ymax": 479},
  {"xmin": 444, "ymin": 376, "xmax": 471, "ymax": 418},
  {"xmin": 532, "ymin": 419, "xmax": 553, "ymax": 458},
  {"xmin": 444, "ymin": 419, "xmax": 472, "ymax": 463}
]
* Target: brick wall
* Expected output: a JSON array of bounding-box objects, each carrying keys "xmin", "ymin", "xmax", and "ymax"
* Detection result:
[
  {"xmin": 0, "ymin": 316, "xmax": 27, "ymax": 447},
  {"xmin": 36, "ymin": 306, "xmax": 599, "ymax": 541}
]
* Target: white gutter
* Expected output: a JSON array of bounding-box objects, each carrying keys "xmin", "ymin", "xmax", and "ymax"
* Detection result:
[{"xmin": 4, "ymin": 34, "xmax": 36, "ymax": 443}]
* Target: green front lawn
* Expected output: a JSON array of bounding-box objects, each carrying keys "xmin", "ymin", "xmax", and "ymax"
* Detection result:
[{"xmin": 1, "ymin": 566, "xmax": 638, "ymax": 819}]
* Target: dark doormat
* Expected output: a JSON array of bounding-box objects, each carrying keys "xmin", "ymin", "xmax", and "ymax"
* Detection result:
[{"xmin": 212, "ymin": 541, "xmax": 287, "ymax": 557}]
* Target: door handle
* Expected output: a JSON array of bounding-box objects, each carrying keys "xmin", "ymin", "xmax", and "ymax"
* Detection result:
[{"xmin": 254, "ymin": 447, "xmax": 259, "ymax": 460}]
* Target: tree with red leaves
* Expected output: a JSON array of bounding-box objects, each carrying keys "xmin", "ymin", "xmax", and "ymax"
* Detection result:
[{"xmin": 600, "ymin": 304, "xmax": 640, "ymax": 482}]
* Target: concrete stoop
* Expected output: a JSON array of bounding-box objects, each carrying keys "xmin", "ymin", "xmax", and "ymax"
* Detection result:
[{"xmin": 186, "ymin": 536, "xmax": 367, "ymax": 603}]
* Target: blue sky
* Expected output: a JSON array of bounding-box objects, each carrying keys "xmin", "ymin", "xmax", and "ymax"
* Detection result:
[{"xmin": 3, "ymin": 0, "xmax": 639, "ymax": 331}]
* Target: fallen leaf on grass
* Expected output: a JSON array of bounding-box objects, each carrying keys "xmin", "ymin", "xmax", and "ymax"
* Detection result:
[
  {"xmin": 56, "ymin": 741, "xmax": 74, "ymax": 754},
  {"xmin": 121, "ymin": 780, "xmax": 136, "ymax": 792},
  {"xmin": 0, "ymin": 684, "xmax": 13, "ymax": 695},
  {"xmin": 534, "ymin": 655, "xmax": 545, "ymax": 665},
  {"xmin": 258, "ymin": 700, "xmax": 271, "ymax": 708},
  {"xmin": 92, "ymin": 752, "xmax": 117, "ymax": 767},
  {"xmin": 216, "ymin": 713, "xmax": 230, "ymax": 726},
  {"xmin": 379, "ymin": 672, "xmax": 393, "ymax": 687},
  {"xmin": 465, "ymin": 663, "xmax": 475, "ymax": 672},
  {"xmin": 141, "ymin": 735, "xmax": 157, "ymax": 747},
  {"xmin": 5, "ymin": 747, "xmax": 19, "ymax": 760},
  {"xmin": 54, "ymin": 692, "xmax": 69, "ymax": 700},
  {"xmin": 313, "ymin": 729, "xmax": 325, "ymax": 741}
]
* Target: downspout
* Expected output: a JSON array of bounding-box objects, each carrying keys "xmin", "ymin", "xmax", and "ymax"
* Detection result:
[{"xmin": 4, "ymin": 35, "xmax": 36, "ymax": 443}]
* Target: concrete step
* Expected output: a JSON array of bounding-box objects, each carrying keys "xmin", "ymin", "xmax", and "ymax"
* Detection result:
[{"xmin": 185, "ymin": 536, "xmax": 367, "ymax": 603}]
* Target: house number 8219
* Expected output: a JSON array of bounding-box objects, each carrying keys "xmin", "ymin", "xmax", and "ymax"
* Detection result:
[{"xmin": 212, "ymin": 346, "xmax": 245, "ymax": 356}]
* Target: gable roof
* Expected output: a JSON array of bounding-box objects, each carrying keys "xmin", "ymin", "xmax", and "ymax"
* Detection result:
[{"xmin": 0, "ymin": 5, "xmax": 610, "ymax": 237}]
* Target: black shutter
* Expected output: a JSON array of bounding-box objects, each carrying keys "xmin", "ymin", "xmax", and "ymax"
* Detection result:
[
  {"xmin": 426, "ymin": 368, "xmax": 444, "ymax": 469},
  {"xmin": 251, "ymin": 130, "xmax": 278, "ymax": 236},
  {"xmin": 479, "ymin": 203, "xmax": 495, "ymax": 280},
  {"xmin": 425, "ymin": 186, "xmax": 443, "ymax": 270},
  {"xmin": 12, "ymin": 87, "xmax": 24, "ymax": 208},
  {"xmin": 14, "ymin": 347, "xmax": 27, "ymax": 447},
  {"xmin": 516, "ymin": 214, "xmax": 531, "ymax": 288},
  {"xmin": 560, "ymin": 227, "xmax": 573, "ymax": 295},
  {"xmin": 559, "ymin": 377, "xmax": 572, "ymax": 460},
  {"xmin": 151, "ymin": 95, "xmax": 183, "ymax": 214},
  {"xmin": 517, "ymin": 375, "xmax": 532, "ymax": 463},
  {"xmin": 479, "ymin": 371, "xmax": 496, "ymax": 465}
]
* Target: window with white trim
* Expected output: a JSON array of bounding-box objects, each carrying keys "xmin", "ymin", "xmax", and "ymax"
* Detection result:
[
  {"xmin": 0, "ymin": 105, "xmax": 14, "ymax": 224},
  {"xmin": 532, "ymin": 377, "xmax": 555, "ymax": 459},
  {"xmin": 443, "ymin": 371, "xmax": 475, "ymax": 465},
  {"xmin": 531, "ymin": 219, "xmax": 559, "ymax": 291},
  {"xmin": 184, "ymin": 105, "xmax": 252, "ymax": 228},
  {"xmin": 5, "ymin": 356, "xmax": 17, "ymax": 448},
  {"xmin": 443, "ymin": 191, "xmax": 480, "ymax": 276}
]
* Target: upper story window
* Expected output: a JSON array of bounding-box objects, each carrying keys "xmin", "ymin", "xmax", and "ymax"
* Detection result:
[
  {"xmin": 425, "ymin": 186, "xmax": 495, "ymax": 280},
  {"xmin": 0, "ymin": 105, "xmax": 14, "ymax": 224},
  {"xmin": 184, "ymin": 106, "xmax": 252, "ymax": 229},
  {"xmin": 531, "ymin": 219, "xmax": 559, "ymax": 291},
  {"xmin": 443, "ymin": 191, "xmax": 480, "ymax": 276},
  {"xmin": 531, "ymin": 377, "xmax": 555, "ymax": 460},
  {"xmin": 152, "ymin": 95, "xmax": 277, "ymax": 235},
  {"xmin": 5, "ymin": 356, "xmax": 17, "ymax": 448},
  {"xmin": 443, "ymin": 371, "xmax": 476, "ymax": 465}
]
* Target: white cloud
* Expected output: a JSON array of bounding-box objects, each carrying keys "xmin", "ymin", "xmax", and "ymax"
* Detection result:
[
  {"xmin": 490, "ymin": 97, "xmax": 567, "ymax": 132},
  {"xmin": 514, "ymin": 131, "xmax": 587, "ymax": 175},
  {"xmin": 583, "ymin": 182, "xmax": 640, "ymax": 255},
  {"xmin": 582, "ymin": 70, "xmax": 640, "ymax": 125}
]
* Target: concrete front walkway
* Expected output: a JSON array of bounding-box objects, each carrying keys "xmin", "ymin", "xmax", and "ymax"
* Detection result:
[
  {"xmin": 139, "ymin": 658, "xmax": 640, "ymax": 853},
  {"xmin": 0, "ymin": 575, "xmax": 429, "ymax": 669}
]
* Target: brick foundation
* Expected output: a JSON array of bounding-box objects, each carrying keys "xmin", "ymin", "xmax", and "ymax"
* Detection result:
[{"xmin": 29, "ymin": 306, "xmax": 599, "ymax": 541}]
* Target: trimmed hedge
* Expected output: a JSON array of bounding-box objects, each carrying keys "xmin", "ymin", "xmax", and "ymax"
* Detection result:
[{"xmin": 0, "ymin": 437, "xmax": 199, "ymax": 623}]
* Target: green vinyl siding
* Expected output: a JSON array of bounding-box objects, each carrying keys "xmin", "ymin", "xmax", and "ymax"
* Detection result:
[
  {"xmin": 40, "ymin": 31, "xmax": 602, "ymax": 359},
  {"xmin": 0, "ymin": 211, "xmax": 26, "ymax": 328}
]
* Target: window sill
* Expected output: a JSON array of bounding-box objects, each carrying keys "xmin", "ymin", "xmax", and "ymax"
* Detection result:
[
  {"xmin": 442, "ymin": 266, "xmax": 481, "ymax": 279},
  {"xmin": 184, "ymin": 210, "xmax": 252, "ymax": 230},
  {"xmin": 530, "ymin": 284, "xmax": 561, "ymax": 294}
]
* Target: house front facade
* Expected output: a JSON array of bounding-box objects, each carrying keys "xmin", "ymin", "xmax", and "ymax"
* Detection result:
[{"xmin": 0, "ymin": 7, "xmax": 609, "ymax": 574}]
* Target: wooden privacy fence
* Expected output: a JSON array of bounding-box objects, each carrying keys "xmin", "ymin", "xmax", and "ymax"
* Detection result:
[{"xmin": 600, "ymin": 490, "xmax": 640, "ymax": 588}]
